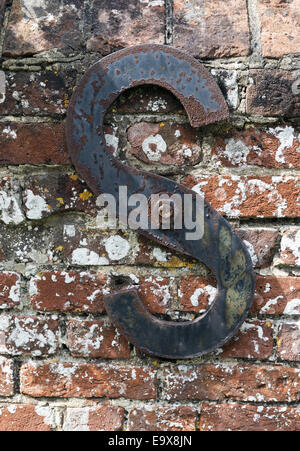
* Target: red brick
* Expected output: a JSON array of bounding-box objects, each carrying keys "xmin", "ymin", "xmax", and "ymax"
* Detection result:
[
  {"xmin": 133, "ymin": 276, "xmax": 175, "ymax": 314},
  {"xmin": 277, "ymin": 322, "xmax": 300, "ymax": 362},
  {"xmin": 162, "ymin": 363, "xmax": 300, "ymax": 402},
  {"xmin": 173, "ymin": 0, "xmax": 250, "ymax": 58},
  {"xmin": 0, "ymin": 71, "xmax": 76, "ymax": 117},
  {"xmin": 246, "ymin": 70, "xmax": 300, "ymax": 117},
  {"xmin": 219, "ymin": 320, "xmax": 274, "ymax": 359},
  {"xmin": 0, "ymin": 123, "xmax": 69, "ymax": 165},
  {"xmin": 280, "ymin": 227, "xmax": 300, "ymax": 266},
  {"xmin": 127, "ymin": 122, "xmax": 202, "ymax": 166},
  {"xmin": 20, "ymin": 361, "xmax": 157, "ymax": 399},
  {"xmin": 0, "ymin": 405, "xmax": 56, "ymax": 431},
  {"xmin": 200, "ymin": 402, "xmax": 300, "ymax": 431},
  {"xmin": 182, "ymin": 174, "xmax": 299, "ymax": 218},
  {"xmin": 63, "ymin": 406, "xmax": 124, "ymax": 431},
  {"xmin": 128, "ymin": 406, "xmax": 197, "ymax": 431},
  {"xmin": 66, "ymin": 319, "xmax": 131, "ymax": 359},
  {"xmin": 0, "ymin": 357, "xmax": 14, "ymax": 396},
  {"xmin": 86, "ymin": 0, "xmax": 165, "ymax": 53},
  {"xmin": 0, "ymin": 315, "xmax": 59, "ymax": 357},
  {"xmin": 23, "ymin": 174, "xmax": 97, "ymax": 220},
  {"xmin": 3, "ymin": 0, "xmax": 83, "ymax": 56},
  {"xmin": 30, "ymin": 271, "xmax": 109, "ymax": 314},
  {"xmin": 236, "ymin": 228, "xmax": 279, "ymax": 268},
  {"xmin": 211, "ymin": 126, "xmax": 300, "ymax": 169},
  {"xmin": 253, "ymin": 275, "xmax": 300, "ymax": 315},
  {"xmin": 258, "ymin": 0, "xmax": 300, "ymax": 58},
  {"xmin": 178, "ymin": 276, "xmax": 217, "ymax": 314},
  {"xmin": 0, "ymin": 272, "xmax": 21, "ymax": 309}
]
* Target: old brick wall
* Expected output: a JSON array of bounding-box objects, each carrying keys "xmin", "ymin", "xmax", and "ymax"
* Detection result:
[{"xmin": 0, "ymin": 0, "xmax": 299, "ymax": 431}]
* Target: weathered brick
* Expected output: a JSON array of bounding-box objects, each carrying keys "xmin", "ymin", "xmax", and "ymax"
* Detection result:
[
  {"xmin": 135, "ymin": 235, "xmax": 194, "ymax": 268},
  {"xmin": 277, "ymin": 322, "xmax": 300, "ymax": 362},
  {"xmin": 173, "ymin": 0, "xmax": 250, "ymax": 58},
  {"xmin": 86, "ymin": 0, "xmax": 165, "ymax": 53},
  {"xmin": 20, "ymin": 361, "xmax": 157, "ymax": 399},
  {"xmin": 219, "ymin": 320, "xmax": 274, "ymax": 359},
  {"xmin": 0, "ymin": 357, "xmax": 14, "ymax": 396},
  {"xmin": 127, "ymin": 122, "xmax": 202, "ymax": 166},
  {"xmin": 128, "ymin": 406, "xmax": 197, "ymax": 431},
  {"xmin": 253, "ymin": 275, "xmax": 300, "ymax": 315},
  {"xmin": 63, "ymin": 227, "xmax": 136, "ymax": 266},
  {"xmin": 0, "ymin": 405, "xmax": 56, "ymax": 431},
  {"xmin": 110, "ymin": 85, "xmax": 184, "ymax": 115},
  {"xmin": 178, "ymin": 276, "xmax": 217, "ymax": 314},
  {"xmin": 0, "ymin": 315, "xmax": 59, "ymax": 356},
  {"xmin": 0, "ymin": 272, "xmax": 21, "ymax": 309},
  {"xmin": 0, "ymin": 71, "xmax": 76, "ymax": 117},
  {"xmin": 0, "ymin": 221, "xmax": 61, "ymax": 265},
  {"xmin": 132, "ymin": 276, "xmax": 175, "ymax": 314},
  {"xmin": 211, "ymin": 125, "xmax": 300, "ymax": 169},
  {"xmin": 0, "ymin": 123, "xmax": 69, "ymax": 165},
  {"xmin": 30, "ymin": 271, "xmax": 109, "ymax": 314},
  {"xmin": 280, "ymin": 227, "xmax": 300, "ymax": 266},
  {"xmin": 257, "ymin": 0, "xmax": 300, "ymax": 58},
  {"xmin": 66, "ymin": 319, "xmax": 131, "ymax": 359},
  {"xmin": 23, "ymin": 174, "xmax": 97, "ymax": 220},
  {"xmin": 162, "ymin": 363, "xmax": 300, "ymax": 402},
  {"xmin": 3, "ymin": 0, "xmax": 83, "ymax": 56},
  {"xmin": 63, "ymin": 406, "xmax": 124, "ymax": 431},
  {"xmin": 182, "ymin": 174, "xmax": 299, "ymax": 218},
  {"xmin": 246, "ymin": 70, "xmax": 300, "ymax": 117},
  {"xmin": 236, "ymin": 228, "xmax": 279, "ymax": 268},
  {"xmin": 200, "ymin": 403, "xmax": 300, "ymax": 431}
]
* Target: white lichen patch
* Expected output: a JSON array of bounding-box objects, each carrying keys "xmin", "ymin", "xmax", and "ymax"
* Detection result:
[
  {"xmin": 223, "ymin": 138, "xmax": 250, "ymax": 165},
  {"xmin": 104, "ymin": 129, "xmax": 119, "ymax": 156},
  {"xmin": 24, "ymin": 189, "xmax": 49, "ymax": 220},
  {"xmin": 141, "ymin": 0, "xmax": 164, "ymax": 8},
  {"xmin": 142, "ymin": 134, "xmax": 167, "ymax": 161},
  {"xmin": 243, "ymin": 240, "xmax": 258, "ymax": 267},
  {"xmin": 104, "ymin": 235, "xmax": 130, "ymax": 261},
  {"xmin": 0, "ymin": 184, "xmax": 24, "ymax": 225},
  {"xmin": 0, "ymin": 71, "xmax": 6, "ymax": 104},
  {"xmin": 6, "ymin": 317, "xmax": 58, "ymax": 356},
  {"xmin": 153, "ymin": 247, "xmax": 169, "ymax": 262},
  {"xmin": 2, "ymin": 126, "xmax": 17, "ymax": 140},
  {"xmin": 34, "ymin": 406, "xmax": 56, "ymax": 429},
  {"xmin": 269, "ymin": 125, "xmax": 295, "ymax": 165},
  {"xmin": 281, "ymin": 229, "xmax": 300, "ymax": 265},
  {"xmin": 284, "ymin": 298, "xmax": 300, "ymax": 315},
  {"xmin": 71, "ymin": 248, "xmax": 109, "ymax": 266},
  {"xmin": 63, "ymin": 408, "xmax": 90, "ymax": 431}
]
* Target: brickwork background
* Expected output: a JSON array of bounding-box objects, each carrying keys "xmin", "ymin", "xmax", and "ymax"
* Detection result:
[{"xmin": 0, "ymin": 0, "xmax": 299, "ymax": 431}]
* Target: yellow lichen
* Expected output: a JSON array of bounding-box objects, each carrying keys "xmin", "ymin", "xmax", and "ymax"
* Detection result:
[
  {"xmin": 79, "ymin": 191, "xmax": 93, "ymax": 201},
  {"xmin": 56, "ymin": 245, "xmax": 63, "ymax": 252},
  {"xmin": 70, "ymin": 174, "xmax": 78, "ymax": 181}
]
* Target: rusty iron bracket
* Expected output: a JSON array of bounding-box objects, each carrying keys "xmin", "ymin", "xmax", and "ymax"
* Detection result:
[{"xmin": 66, "ymin": 45, "xmax": 254, "ymax": 359}]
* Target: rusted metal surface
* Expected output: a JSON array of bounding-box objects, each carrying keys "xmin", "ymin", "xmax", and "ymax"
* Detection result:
[{"xmin": 66, "ymin": 44, "xmax": 254, "ymax": 359}]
